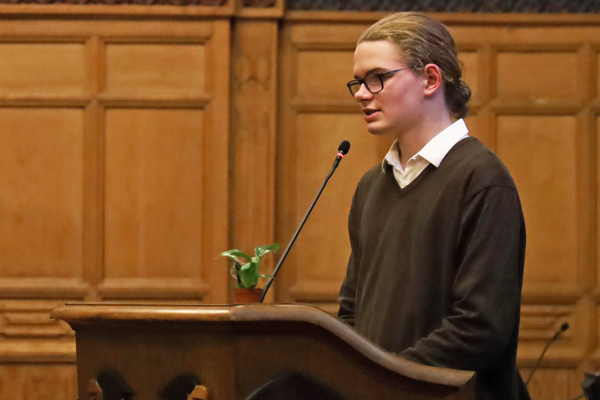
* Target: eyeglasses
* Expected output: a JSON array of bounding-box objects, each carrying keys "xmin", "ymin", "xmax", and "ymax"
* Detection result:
[{"xmin": 346, "ymin": 66, "xmax": 418, "ymax": 97}]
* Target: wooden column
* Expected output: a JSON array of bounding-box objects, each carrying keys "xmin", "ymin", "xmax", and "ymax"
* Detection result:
[{"xmin": 229, "ymin": 0, "xmax": 283, "ymax": 302}]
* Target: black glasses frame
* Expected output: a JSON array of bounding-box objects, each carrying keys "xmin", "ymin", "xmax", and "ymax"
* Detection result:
[{"xmin": 346, "ymin": 66, "xmax": 418, "ymax": 97}]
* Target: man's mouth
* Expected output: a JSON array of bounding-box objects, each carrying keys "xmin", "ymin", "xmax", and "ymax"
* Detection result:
[{"xmin": 363, "ymin": 109, "xmax": 380, "ymax": 122}]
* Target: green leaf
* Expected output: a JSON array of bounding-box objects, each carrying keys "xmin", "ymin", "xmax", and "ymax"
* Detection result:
[
  {"xmin": 254, "ymin": 243, "xmax": 281, "ymax": 259},
  {"xmin": 237, "ymin": 261, "xmax": 259, "ymax": 289},
  {"xmin": 218, "ymin": 253, "xmax": 243, "ymax": 266},
  {"xmin": 218, "ymin": 249, "xmax": 252, "ymax": 261}
]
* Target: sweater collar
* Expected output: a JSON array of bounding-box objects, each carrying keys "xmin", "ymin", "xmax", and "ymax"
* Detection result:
[{"xmin": 382, "ymin": 119, "xmax": 469, "ymax": 172}]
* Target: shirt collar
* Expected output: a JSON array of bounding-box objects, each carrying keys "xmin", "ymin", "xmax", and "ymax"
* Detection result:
[{"xmin": 381, "ymin": 119, "xmax": 469, "ymax": 172}]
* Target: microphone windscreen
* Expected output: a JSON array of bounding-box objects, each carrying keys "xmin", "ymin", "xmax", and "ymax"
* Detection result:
[
  {"xmin": 560, "ymin": 322, "xmax": 570, "ymax": 332},
  {"xmin": 338, "ymin": 140, "xmax": 351, "ymax": 155}
]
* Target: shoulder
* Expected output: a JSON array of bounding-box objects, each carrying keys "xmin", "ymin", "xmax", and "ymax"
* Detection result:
[{"xmin": 443, "ymin": 137, "xmax": 518, "ymax": 196}]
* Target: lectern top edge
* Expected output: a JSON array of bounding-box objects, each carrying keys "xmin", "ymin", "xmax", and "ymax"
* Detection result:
[{"xmin": 51, "ymin": 302, "xmax": 475, "ymax": 392}]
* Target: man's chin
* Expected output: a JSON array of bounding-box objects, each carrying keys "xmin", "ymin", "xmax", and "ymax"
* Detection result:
[{"xmin": 367, "ymin": 124, "xmax": 390, "ymax": 136}]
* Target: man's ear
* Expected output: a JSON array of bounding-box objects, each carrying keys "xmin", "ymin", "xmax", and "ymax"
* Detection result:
[{"xmin": 422, "ymin": 64, "xmax": 443, "ymax": 96}]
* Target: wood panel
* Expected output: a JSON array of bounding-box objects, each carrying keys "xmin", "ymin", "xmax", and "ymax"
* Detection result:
[
  {"xmin": 0, "ymin": 43, "xmax": 86, "ymax": 95},
  {"xmin": 104, "ymin": 109, "xmax": 206, "ymax": 282},
  {"xmin": 496, "ymin": 51, "xmax": 581, "ymax": 101},
  {"xmin": 0, "ymin": 108, "xmax": 84, "ymax": 280},
  {"xmin": 104, "ymin": 43, "xmax": 207, "ymax": 95},
  {"xmin": 497, "ymin": 115, "xmax": 579, "ymax": 292},
  {"xmin": 0, "ymin": 364, "xmax": 77, "ymax": 400}
]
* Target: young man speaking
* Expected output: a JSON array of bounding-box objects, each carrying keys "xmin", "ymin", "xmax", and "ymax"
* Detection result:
[{"xmin": 338, "ymin": 12, "xmax": 529, "ymax": 400}]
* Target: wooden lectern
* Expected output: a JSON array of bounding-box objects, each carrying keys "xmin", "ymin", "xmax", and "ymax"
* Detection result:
[{"xmin": 51, "ymin": 303, "xmax": 475, "ymax": 400}]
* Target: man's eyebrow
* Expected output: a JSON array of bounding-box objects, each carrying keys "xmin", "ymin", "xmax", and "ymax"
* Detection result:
[{"xmin": 353, "ymin": 67, "xmax": 387, "ymax": 80}]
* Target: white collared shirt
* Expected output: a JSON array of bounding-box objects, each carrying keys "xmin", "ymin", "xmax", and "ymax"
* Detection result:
[{"xmin": 382, "ymin": 119, "xmax": 469, "ymax": 188}]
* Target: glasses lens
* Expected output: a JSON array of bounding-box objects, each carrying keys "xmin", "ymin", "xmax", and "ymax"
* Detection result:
[
  {"xmin": 364, "ymin": 74, "xmax": 383, "ymax": 93},
  {"xmin": 348, "ymin": 82, "xmax": 361, "ymax": 96}
]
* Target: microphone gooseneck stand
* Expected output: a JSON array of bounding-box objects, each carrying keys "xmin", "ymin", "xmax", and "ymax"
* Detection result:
[
  {"xmin": 260, "ymin": 141, "xmax": 350, "ymax": 303},
  {"xmin": 525, "ymin": 322, "xmax": 570, "ymax": 387}
]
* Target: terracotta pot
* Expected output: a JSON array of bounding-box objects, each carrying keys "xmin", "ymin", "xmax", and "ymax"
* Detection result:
[{"xmin": 234, "ymin": 287, "xmax": 264, "ymax": 304}]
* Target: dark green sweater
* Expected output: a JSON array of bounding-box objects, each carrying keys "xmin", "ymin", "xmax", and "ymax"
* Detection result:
[{"xmin": 338, "ymin": 137, "xmax": 526, "ymax": 400}]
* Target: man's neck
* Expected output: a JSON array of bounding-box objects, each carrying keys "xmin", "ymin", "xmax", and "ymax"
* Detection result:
[{"xmin": 396, "ymin": 115, "xmax": 453, "ymax": 169}]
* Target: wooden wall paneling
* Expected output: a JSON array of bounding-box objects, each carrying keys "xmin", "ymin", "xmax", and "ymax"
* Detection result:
[
  {"xmin": 490, "ymin": 47, "xmax": 594, "ymax": 298},
  {"xmin": 576, "ymin": 44, "xmax": 597, "ymax": 299},
  {"xmin": 497, "ymin": 114, "xmax": 579, "ymax": 294},
  {"xmin": 84, "ymin": 33, "xmax": 104, "ymax": 300},
  {"xmin": 229, "ymin": 18, "xmax": 278, "ymax": 302},
  {"xmin": 0, "ymin": 23, "xmax": 91, "ymax": 398},
  {"xmin": 518, "ymin": 299, "xmax": 593, "ymax": 362},
  {"xmin": 97, "ymin": 20, "xmax": 230, "ymax": 303},
  {"xmin": 202, "ymin": 20, "xmax": 231, "ymax": 304},
  {"xmin": 455, "ymin": 41, "xmax": 494, "ymax": 148},
  {"xmin": 0, "ymin": 107, "xmax": 85, "ymax": 282},
  {"xmin": 0, "ymin": 2, "xmax": 235, "ymax": 17},
  {"xmin": 0, "ymin": 18, "xmax": 230, "ymax": 400},
  {"xmin": 235, "ymin": 0, "xmax": 284, "ymax": 18},
  {"xmin": 593, "ymin": 44, "xmax": 600, "ymax": 369},
  {"xmin": 0, "ymin": 27, "xmax": 91, "ymax": 375},
  {"xmin": 593, "ymin": 78, "xmax": 600, "ymax": 367},
  {"xmin": 518, "ymin": 365, "xmax": 584, "ymax": 400},
  {"xmin": 0, "ymin": 363, "xmax": 77, "ymax": 400},
  {"xmin": 592, "ymin": 299, "xmax": 600, "ymax": 363},
  {"xmin": 103, "ymin": 108, "xmax": 209, "ymax": 294},
  {"xmin": 276, "ymin": 23, "xmax": 299, "ymax": 304},
  {"xmin": 0, "ymin": 37, "xmax": 91, "ymax": 299},
  {"xmin": 486, "ymin": 37, "xmax": 594, "ymax": 375}
]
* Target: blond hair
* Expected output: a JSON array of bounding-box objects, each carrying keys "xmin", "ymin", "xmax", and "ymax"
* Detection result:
[{"xmin": 359, "ymin": 12, "xmax": 471, "ymax": 119}]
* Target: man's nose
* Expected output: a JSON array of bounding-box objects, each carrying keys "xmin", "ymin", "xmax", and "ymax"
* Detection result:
[{"xmin": 354, "ymin": 83, "xmax": 372, "ymax": 101}]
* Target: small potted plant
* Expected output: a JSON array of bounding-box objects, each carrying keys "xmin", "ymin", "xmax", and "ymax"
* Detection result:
[{"xmin": 218, "ymin": 243, "xmax": 280, "ymax": 304}]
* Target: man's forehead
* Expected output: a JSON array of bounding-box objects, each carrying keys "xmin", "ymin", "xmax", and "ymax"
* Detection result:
[{"xmin": 353, "ymin": 40, "xmax": 405, "ymax": 75}]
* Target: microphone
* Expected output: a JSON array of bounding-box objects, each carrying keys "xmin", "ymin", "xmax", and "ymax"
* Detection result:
[
  {"xmin": 525, "ymin": 322, "xmax": 569, "ymax": 387},
  {"xmin": 333, "ymin": 140, "xmax": 351, "ymax": 168},
  {"xmin": 260, "ymin": 141, "xmax": 351, "ymax": 303}
]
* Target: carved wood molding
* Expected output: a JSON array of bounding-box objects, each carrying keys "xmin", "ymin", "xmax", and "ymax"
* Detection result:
[
  {"xmin": 236, "ymin": 0, "xmax": 282, "ymax": 17},
  {"xmin": 0, "ymin": 300, "xmax": 74, "ymax": 339},
  {"xmin": 519, "ymin": 304, "xmax": 574, "ymax": 342},
  {"xmin": 242, "ymin": 0, "xmax": 275, "ymax": 7},
  {"xmin": 286, "ymin": 0, "xmax": 600, "ymax": 13},
  {"xmin": 0, "ymin": 0, "xmax": 227, "ymax": 4}
]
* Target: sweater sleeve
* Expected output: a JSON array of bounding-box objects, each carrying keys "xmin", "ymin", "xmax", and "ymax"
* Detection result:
[
  {"xmin": 400, "ymin": 185, "xmax": 525, "ymax": 371},
  {"xmin": 337, "ymin": 187, "xmax": 362, "ymax": 327},
  {"xmin": 338, "ymin": 253, "xmax": 357, "ymax": 326}
]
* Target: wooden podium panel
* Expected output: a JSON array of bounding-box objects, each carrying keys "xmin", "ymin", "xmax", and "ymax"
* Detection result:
[{"xmin": 51, "ymin": 303, "xmax": 474, "ymax": 400}]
